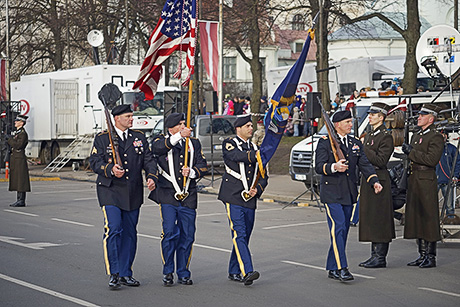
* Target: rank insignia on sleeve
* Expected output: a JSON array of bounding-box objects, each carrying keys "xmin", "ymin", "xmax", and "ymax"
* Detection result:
[
  {"xmin": 226, "ymin": 143, "xmax": 235, "ymax": 151},
  {"xmin": 92, "ymin": 147, "xmax": 97, "ymax": 155}
]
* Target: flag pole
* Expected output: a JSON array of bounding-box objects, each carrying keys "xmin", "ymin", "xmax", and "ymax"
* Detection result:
[
  {"xmin": 218, "ymin": 0, "xmax": 223, "ymax": 114},
  {"xmin": 183, "ymin": 79, "xmax": 193, "ymax": 189}
]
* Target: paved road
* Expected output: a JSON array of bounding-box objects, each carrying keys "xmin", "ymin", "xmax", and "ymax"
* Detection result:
[{"xmin": 1, "ymin": 179, "xmax": 459, "ymax": 306}]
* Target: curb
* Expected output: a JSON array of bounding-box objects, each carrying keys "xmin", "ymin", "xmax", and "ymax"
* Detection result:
[{"xmin": 0, "ymin": 177, "xmax": 61, "ymax": 182}]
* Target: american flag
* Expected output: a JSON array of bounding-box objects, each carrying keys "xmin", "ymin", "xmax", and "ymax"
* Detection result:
[{"xmin": 133, "ymin": 0, "xmax": 197, "ymax": 100}]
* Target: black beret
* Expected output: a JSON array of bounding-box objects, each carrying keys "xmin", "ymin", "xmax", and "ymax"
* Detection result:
[
  {"xmin": 234, "ymin": 114, "xmax": 252, "ymax": 128},
  {"xmin": 15, "ymin": 114, "xmax": 28, "ymax": 122},
  {"xmin": 332, "ymin": 110, "xmax": 352, "ymax": 123},
  {"xmin": 368, "ymin": 102, "xmax": 391, "ymax": 115},
  {"xmin": 165, "ymin": 112, "xmax": 185, "ymax": 128},
  {"xmin": 112, "ymin": 104, "xmax": 132, "ymax": 116}
]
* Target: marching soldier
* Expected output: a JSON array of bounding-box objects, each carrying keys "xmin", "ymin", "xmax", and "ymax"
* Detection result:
[
  {"xmin": 359, "ymin": 102, "xmax": 395, "ymax": 268},
  {"xmin": 89, "ymin": 104, "xmax": 158, "ymax": 289},
  {"xmin": 315, "ymin": 110, "xmax": 382, "ymax": 282},
  {"xmin": 402, "ymin": 103, "xmax": 444, "ymax": 268},
  {"xmin": 7, "ymin": 114, "xmax": 31, "ymax": 207},
  {"xmin": 218, "ymin": 114, "xmax": 268, "ymax": 286},
  {"xmin": 149, "ymin": 113, "xmax": 208, "ymax": 286}
]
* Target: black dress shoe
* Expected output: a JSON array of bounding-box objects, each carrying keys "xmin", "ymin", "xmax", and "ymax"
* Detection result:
[
  {"xmin": 243, "ymin": 271, "xmax": 260, "ymax": 286},
  {"xmin": 120, "ymin": 276, "xmax": 140, "ymax": 287},
  {"xmin": 228, "ymin": 274, "xmax": 244, "ymax": 282},
  {"xmin": 178, "ymin": 277, "xmax": 193, "ymax": 285},
  {"xmin": 163, "ymin": 273, "xmax": 174, "ymax": 286},
  {"xmin": 108, "ymin": 273, "xmax": 121, "ymax": 290},
  {"xmin": 338, "ymin": 268, "xmax": 354, "ymax": 282},
  {"xmin": 327, "ymin": 270, "xmax": 340, "ymax": 280}
]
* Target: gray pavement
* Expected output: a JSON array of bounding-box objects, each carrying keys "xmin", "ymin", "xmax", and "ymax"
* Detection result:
[{"xmin": 1, "ymin": 179, "xmax": 460, "ymax": 307}]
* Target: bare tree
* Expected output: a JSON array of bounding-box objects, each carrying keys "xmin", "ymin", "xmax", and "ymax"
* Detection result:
[{"xmin": 334, "ymin": 0, "xmax": 421, "ymax": 94}]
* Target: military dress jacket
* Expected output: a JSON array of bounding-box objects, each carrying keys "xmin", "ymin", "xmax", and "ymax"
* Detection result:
[
  {"xmin": 148, "ymin": 134, "xmax": 208, "ymax": 209},
  {"xmin": 404, "ymin": 124, "xmax": 444, "ymax": 241},
  {"xmin": 89, "ymin": 129, "xmax": 158, "ymax": 211},
  {"xmin": 315, "ymin": 134, "xmax": 379, "ymax": 205},
  {"xmin": 7, "ymin": 128, "xmax": 31, "ymax": 192},
  {"xmin": 218, "ymin": 136, "xmax": 268, "ymax": 209},
  {"xmin": 359, "ymin": 125, "xmax": 395, "ymax": 242}
]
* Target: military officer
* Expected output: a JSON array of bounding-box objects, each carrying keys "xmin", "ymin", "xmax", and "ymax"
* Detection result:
[
  {"xmin": 218, "ymin": 114, "xmax": 268, "ymax": 286},
  {"xmin": 149, "ymin": 113, "xmax": 208, "ymax": 286},
  {"xmin": 359, "ymin": 102, "xmax": 395, "ymax": 268},
  {"xmin": 89, "ymin": 104, "xmax": 158, "ymax": 289},
  {"xmin": 315, "ymin": 110, "xmax": 382, "ymax": 282},
  {"xmin": 7, "ymin": 114, "xmax": 31, "ymax": 207},
  {"xmin": 402, "ymin": 103, "xmax": 444, "ymax": 268}
]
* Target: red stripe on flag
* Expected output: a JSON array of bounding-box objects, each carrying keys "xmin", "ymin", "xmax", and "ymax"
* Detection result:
[{"xmin": 199, "ymin": 21, "xmax": 219, "ymax": 93}]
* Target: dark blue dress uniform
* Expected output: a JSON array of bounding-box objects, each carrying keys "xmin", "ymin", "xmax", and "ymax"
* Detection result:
[
  {"xmin": 315, "ymin": 134, "xmax": 379, "ymax": 271},
  {"xmin": 89, "ymin": 129, "xmax": 158, "ymax": 278},
  {"xmin": 218, "ymin": 136, "xmax": 268, "ymax": 278},
  {"xmin": 148, "ymin": 134, "xmax": 207, "ymax": 279}
]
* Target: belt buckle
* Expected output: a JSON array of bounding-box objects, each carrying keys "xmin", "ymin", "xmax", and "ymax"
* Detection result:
[
  {"xmin": 174, "ymin": 191, "xmax": 189, "ymax": 201},
  {"xmin": 241, "ymin": 190, "xmax": 253, "ymax": 202}
]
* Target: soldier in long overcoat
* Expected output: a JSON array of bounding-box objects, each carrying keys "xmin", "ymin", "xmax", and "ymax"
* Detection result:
[
  {"xmin": 8, "ymin": 114, "xmax": 31, "ymax": 207},
  {"xmin": 402, "ymin": 103, "xmax": 444, "ymax": 268},
  {"xmin": 359, "ymin": 103, "xmax": 395, "ymax": 268}
]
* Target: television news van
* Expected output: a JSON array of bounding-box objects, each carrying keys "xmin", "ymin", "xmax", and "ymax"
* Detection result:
[{"xmin": 10, "ymin": 64, "xmax": 178, "ymax": 165}]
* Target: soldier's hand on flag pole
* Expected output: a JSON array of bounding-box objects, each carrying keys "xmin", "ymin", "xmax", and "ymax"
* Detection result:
[
  {"xmin": 113, "ymin": 164, "xmax": 125, "ymax": 178},
  {"xmin": 249, "ymin": 188, "xmax": 257, "ymax": 197},
  {"xmin": 181, "ymin": 167, "xmax": 191, "ymax": 177},
  {"xmin": 180, "ymin": 127, "xmax": 192, "ymax": 138},
  {"xmin": 147, "ymin": 178, "xmax": 156, "ymax": 191},
  {"xmin": 334, "ymin": 159, "xmax": 348, "ymax": 172}
]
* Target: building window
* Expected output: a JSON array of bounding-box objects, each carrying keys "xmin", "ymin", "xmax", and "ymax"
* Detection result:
[
  {"xmin": 260, "ymin": 58, "xmax": 266, "ymax": 80},
  {"xmin": 223, "ymin": 57, "xmax": 236, "ymax": 80},
  {"xmin": 292, "ymin": 14, "xmax": 305, "ymax": 31},
  {"xmin": 295, "ymin": 42, "xmax": 303, "ymax": 53},
  {"xmin": 168, "ymin": 56, "xmax": 179, "ymax": 75}
]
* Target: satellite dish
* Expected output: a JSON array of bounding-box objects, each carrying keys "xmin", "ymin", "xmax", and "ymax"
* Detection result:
[
  {"xmin": 416, "ymin": 25, "xmax": 460, "ymax": 78},
  {"xmin": 87, "ymin": 30, "xmax": 104, "ymax": 47}
]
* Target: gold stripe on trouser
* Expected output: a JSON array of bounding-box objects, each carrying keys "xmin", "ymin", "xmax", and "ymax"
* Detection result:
[
  {"xmin": 159, "ymin": 204, "xmax": 166, "ymax": 265},
  {"xmin": 102, "ymin": 207, "xmax": 111, "ymax": 275},
  {"xmin": 225, "ymin": 203, "xmax": 246, "ymax": 276},
  {"xmin": 350, "ymin": 194, "xmax": 360, "ymax": 222},
  {"xmin": 324, "ymin": 204, "xmax": 342, "ymax": 269},
  {"xmin": 186, "ymin": 246, "xmax": 194, "ymax": 269},
  {"xmin": 350, "ymin": 204, "xmax": 357, "ymax": 222}
]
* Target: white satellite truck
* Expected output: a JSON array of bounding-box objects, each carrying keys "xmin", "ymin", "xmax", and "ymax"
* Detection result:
[{"xmin": 11, "ymin": 64, "xmax": 176, "ymax": 165}]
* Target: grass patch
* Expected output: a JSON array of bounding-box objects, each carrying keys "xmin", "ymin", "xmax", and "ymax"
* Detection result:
[{"xmin": 267, "ymin": 136, "xmax": 304, "ymax": 175}]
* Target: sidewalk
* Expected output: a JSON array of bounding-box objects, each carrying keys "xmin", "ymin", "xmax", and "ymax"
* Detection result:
[{"xmin": 22, "ymin": 165, "xmax": 317, "ymax": 205}]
